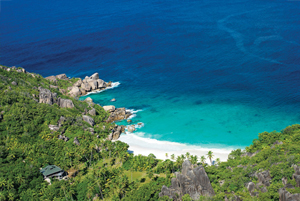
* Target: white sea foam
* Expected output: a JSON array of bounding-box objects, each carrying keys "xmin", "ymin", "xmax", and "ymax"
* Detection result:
[
  {"xmin": 81, "ymin": 81, "xmax": 121, "ymax": 96},
  {"xmin": 126, "ymin": 109, "xmax": 143, "ymax": 119},
  {"xmin": 118, "ymin": 132, "xmax": 234, "ymax": 162}
]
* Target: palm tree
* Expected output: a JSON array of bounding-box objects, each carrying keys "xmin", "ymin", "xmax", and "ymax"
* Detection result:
[
  {"xmin": 215, "ymin": 158, "xmax": 221, "ymax": 166},
  {"xmin": 190, "ymin": 155, "xmax": 198, "ymax": 166},
  {"xmin": 200, "ymin": 156, "xmax": 206, "ymax": 165},
  {"xmin": 165, "ymin": 153, "xmax": 168, "ymax": 158},
  {"xmin": 207, "ymin": 151, "xmax": 214, "ymax": 165},
  {"xmin": 171, "ymin": 154, "xmax": 175, "ymax": 161},
  {"xmin": 185, "ymin": 152, "xmax": 190, "ymax": 160}
]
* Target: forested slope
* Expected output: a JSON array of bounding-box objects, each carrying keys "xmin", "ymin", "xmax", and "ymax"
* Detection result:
[{"xmin": 1, "ymin": 65, "xmax": 300, "ymax": 201}]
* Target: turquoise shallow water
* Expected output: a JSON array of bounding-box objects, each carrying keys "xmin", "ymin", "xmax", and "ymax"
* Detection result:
[
  {"xmin": 80, "ymin": 82, "xmax": 300, "ymax": 149},
  {"xmin": 2, "ymin": 0, "xmax": 300, "ymax": 149}
]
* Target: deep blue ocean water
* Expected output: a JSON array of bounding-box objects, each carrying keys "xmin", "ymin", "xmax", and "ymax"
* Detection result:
[{"xmin": 1, "ymin": 0, "xmax": 300, "ymax": 149}]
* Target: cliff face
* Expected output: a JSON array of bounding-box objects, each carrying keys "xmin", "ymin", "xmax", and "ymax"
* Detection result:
[{"xmin": 159, "ymin": 160, "xmax": 215, "ymax": 200}]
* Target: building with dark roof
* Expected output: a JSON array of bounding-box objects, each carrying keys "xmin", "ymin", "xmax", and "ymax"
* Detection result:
[{"xmin": 40, "ymin": 165, "xmax": 66, "ymax": 179}]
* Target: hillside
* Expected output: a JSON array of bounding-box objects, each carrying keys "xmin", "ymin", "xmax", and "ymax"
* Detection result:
[{"xmin": 1, "ymin": 65, "xmax": 300, "ymax": 201}]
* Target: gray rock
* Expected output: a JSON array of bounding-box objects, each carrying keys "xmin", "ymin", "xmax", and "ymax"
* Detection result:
[
  {"xmin": 49, "ymin": 125, "xmax": 60, "ymax": 131},
  {"xmin": 73, "ymin": 79, "xmax": 83, "ymax": 87},
  {"xmin": 11, "ymin": 81, "xmax": 17, "ymax": 85},
  {"xmin": 293, "ymin": 166, "xmax": 300, "ymax": 187},
  {"xmin": 39, "ymin": 87, "xmax": 57, "ymax": 105},
  {"xmin": 256, "ymin": 170, "xmax": 271, "ymax": 187},
  {"xmin": 0, "ymin": 66, "xmax": 8, "ymax": 71},
  {"xmin": 73, "ymin": 137, "xmax": 80, "ymax": 146},
  {"xmin": 69, "ymin": 86, "xmax": 82, "ymax": 97},
  {"xmin": 91, "ymin": 73, "xmax": 99, "ymax": 80},
  {"xmin": 81, "ymin": 82, "xmax": 92, "ymax": 92},
  {"xmin": 88, "ymin": 80, "xmax": 98, "ymax": 90},
  {"xmin": 83, "ymin": 115, "xmax": 95, "ymax": 126},
  {"xmin": 241, "ymin": 150, "xmax": 260, "ymax": 158},
  {"xmin": 271, "ymin": 140, "xmax": 283, "ymax": 148},
  {"xmin": 159, "ymin": 160, "xmax": 215, "ymax": 200},
  {"xmin": 89, "ymin": 108, "xmax": 96, "ymax": 116},
  {"xmin": 57, "ymin": 98, "xmax": 74, "ymax": 109},
  {"xmin": 282, "ymin": 177, "xmax": 288, "ymax": 185},
  {"xmin": 279, "ymin": 188, "xmax": 300, "ymax": 201},
  {"xmin": 45, "ymin": 76, "xmax": 57, "ymax": 83},
  {"xmin": 103, "ymin": 105, "xmax": 115, "ymax": 112},
  {"xmin": 58, "ymin": 116, "xmax": 66, "ymax": 127},
  {"xmin": 85, "ymin": 97, "xmax": 93, "ymax": 102},
  {"xmin": 56, "ymin": 74, "xmax": 69, "ymax": 80},
  {"xmin": 97, "ymin": 79, "xmax": 106, "ymax": 88},
  {"xmin": 50, "ymin": 85, "xmax": 58, "ymax": 89}
]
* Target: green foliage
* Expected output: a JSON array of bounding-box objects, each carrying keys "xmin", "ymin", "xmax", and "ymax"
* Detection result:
[{"xmin": 1, "ymin": 66, "xmax": 300, "ymax": 201}]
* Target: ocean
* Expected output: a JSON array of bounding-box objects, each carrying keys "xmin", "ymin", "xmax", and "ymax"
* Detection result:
[{"xmin": 1, "ymin": 0, "xmax": 300, "ymax": 151}]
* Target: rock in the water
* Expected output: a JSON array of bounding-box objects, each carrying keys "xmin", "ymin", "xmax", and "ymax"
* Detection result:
[
  {"xmin": 82, "ymin": 115, "xmax": 95, "ymax": 126},
  {"xmin": 11, "ymin": 81, "xmax": 17, "ymax": 85},
  {"xmin": 85, "ymin": 97, "xmax": 93, "ymax": 102},
  {"xmin": 73, "ymin": 137, "xmax": 80, "ymax": 145},
  {"xmin": 103, "ymin": 105, "xmax": 115, "ymax": 112},
  {"xmin": 279, "ymin": 188, "xmax": 300, "ymax": 201},
  {"xmin": 49, "ymin": 125, "xmax": 60, "ymax": 131},
  {"xmin": 81, "ymin": 82, "xmax": 92, "ymax": 92},
  {"xmin": 127, "ymin": 125, "xmax": 136, "ymax": 133},
  {"xmin": 127, "ymin": 119, "xmax": 132, "ymax": 124},
  {"xmin": 91, "ymin": 73, "xmax": 99, "ymax": 80},
  {"xmin": 39, "ymin": 87, "xmax": 57, "ymax": 105},
  {"xmin": 45, "ymin": 76, "xmax": 57, "ymax": 82},
  {"xmin": 159, "ymin": 160, "xmax": 215, "ymax": 200},
  {"xmin": 69, "ymin": 86, "xmax": 82, "ymax": 97},
  {"xmin": 97, "ymin": 79, "xmax": 106, "ymax": 88},
  {"xmin": 56, "ymin": 74, "xmax": 69, "ymax": 80},
  {"xmin": 57, "ymin": 98, "xmax": 74, "ymax": 109},
  {"xmin": 89, "ymin": 108, "xmax": 96, "ymax": 116},
  {"xmin": 110, "ymin": 98, "xmax": 116, "ymax": 102},
  {"xmin": 88, "ymin": 80, "xmax": 98, "ymax": 90}
]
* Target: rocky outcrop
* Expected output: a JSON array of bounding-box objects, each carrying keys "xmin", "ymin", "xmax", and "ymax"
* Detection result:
[
  {"xmin": 271, "ymin": 140, "xmax": 283, "ymax": 148},
  {"xmin": 73, "ymin": 137, "xmax": 80, "ymax": 145},
  {"xmin": 127, "ymin": 125, "xmax": 136, "ymax": 133},
  {"xmin": 49, "ymin": 125, "xmax": 60, "ymax": 132},
  {"xmin": 106, "ymin": 107, "xmax": 132, "ymax": 123},
  {"xmin": 159, "ymin": 160, "xmax": 215, "ymax": 200},
  {"xmin": 89, "ymin": 108, "xmax": 96, "ymax": 116},
  {"xmin": 11, "ymin": 81, "xmax": 17, "ymax": 85},
  {"xmin": 45, "ymin": 76, "xmax": 57, "ymax": 83},
  {"xmin": 293, "ymin": 166, "xmax": 300, "ymax": 187},
  {"xmin": 56, "ymin": 74, "xmax": 69, "ymax": 80},
  {"xmin": 241, "ymin": 150, "xmax": 260, "ymax": 158},
  {"xmin": 69, "ymin": 86, "xmax": 82, "ymax": 97},
  {"xmin": 256, "ymin": 170, "xmax": 271, "ymax": 187},
  {"xmin": 65, "ymin": 73, "xmax": 109, "ymax": 96},
  {"xmin": 39, "ymin": 87, "xmax": 57, "ymax": 105},
  {"xmin": 58, "ymin": 135, "xmax": 69, "ymax": 142},
  {"xmin": 57, "ymin": 98, "xmax": 74, "ymax": 109},
  {"xmin": 103, "ymin": 105, "xmax": 115, "ymax": 112},
  {"xmin": 279, "ymin": 188, "xmax": 300, "ymax": 201},
  {"xmin": 107, "ymin": 125, "xmax": 124, "ymax": 140},
  {"xmin": 83, "ymin": 115, "xmax": 95, "ymax": 126}
]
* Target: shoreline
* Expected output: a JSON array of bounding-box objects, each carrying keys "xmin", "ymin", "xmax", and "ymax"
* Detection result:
[
  {"xmin": 118, "ymin": 132, "xmax": 234, "ymax": 163},
  {"xmin": 79, "ymin": 79, "xmax": 234, "ymax": 163}
]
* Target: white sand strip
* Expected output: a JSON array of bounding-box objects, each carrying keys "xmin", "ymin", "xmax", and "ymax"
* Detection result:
[{"xmin": 118, "ymin": 132, "xmax": 234, "ymax": 163}]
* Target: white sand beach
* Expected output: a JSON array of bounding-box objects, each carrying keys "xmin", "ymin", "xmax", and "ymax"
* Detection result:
[{"xmin": 118, "ymin": 132, "xmax": 234, "ymax": 163}]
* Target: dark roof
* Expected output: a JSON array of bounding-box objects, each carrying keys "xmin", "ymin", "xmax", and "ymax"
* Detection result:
[{"xmin": 40, "ymin": 165, "xmax": 63, "ymax": 177}]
